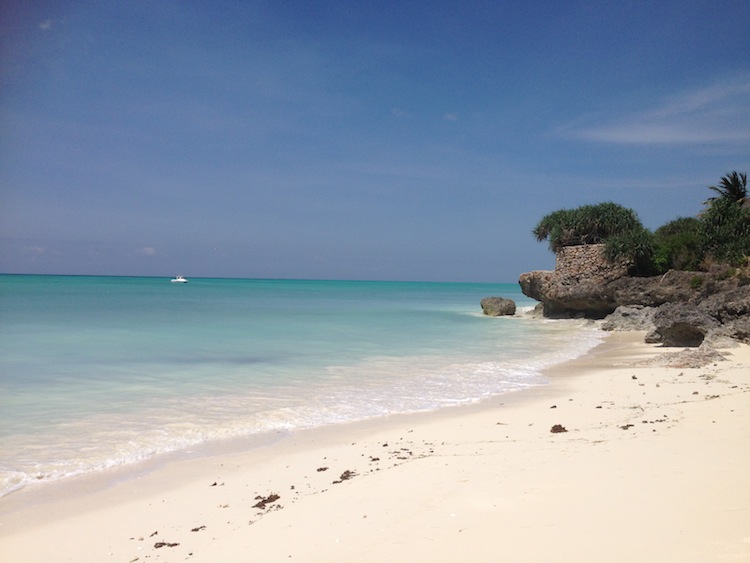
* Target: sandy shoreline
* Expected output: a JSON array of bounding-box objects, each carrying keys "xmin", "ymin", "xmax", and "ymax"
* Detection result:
[{"xmin": 2, "ymin": 332, "xmax": 749, "ymax": 562}]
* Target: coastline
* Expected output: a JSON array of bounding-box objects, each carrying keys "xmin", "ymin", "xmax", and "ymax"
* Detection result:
[{"xmin": 1, "ymin": 332, "xmax": 749, "ymax": 562}]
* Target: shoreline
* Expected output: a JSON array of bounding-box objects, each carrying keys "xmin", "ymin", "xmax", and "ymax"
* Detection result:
[
  {"xmin": 2, "ymin": 332, "xmax": 749, "ymax": 562},
  {"xmin": 0, "ymin": 286, "xmax": 580, "ymax": 502},
  {"xmin": 0, "ymin": 314, "xmax": 600, "ymax": 503}
]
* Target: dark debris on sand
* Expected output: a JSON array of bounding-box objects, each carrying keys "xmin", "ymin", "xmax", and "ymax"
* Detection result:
[
  {"xmin": 332, "ymin": 470, "xmax": 356, "ymax": 484},
  {"xmin": 253, "ymin": 493, "xmax": 281, "ymax": 509}
]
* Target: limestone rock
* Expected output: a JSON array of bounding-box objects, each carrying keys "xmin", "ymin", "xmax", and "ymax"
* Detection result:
[
  {"xmin": 601, "ymin": 305, "xmax": 656, "ymax": 332},
  {"xmin": 519, "ymin": 269, "xmax": 721, "ymax": 318},
  {"xmin": 648, "ymin": 303, "xmax": 719, "ymax": 347},
  {"xmin": 480, "ymin": 297, "xmax": 516, "ymax": 316},
  {"xmin": 699, "ymin": 285, "xmax": 750, "ymax": 321},
  {"xmin": 518, "ymin": 271, "xmax": 615, "ymax": 317},
  {"xmin": 519, "ymin": 246, "xmax": 750, "ymax": 344}
]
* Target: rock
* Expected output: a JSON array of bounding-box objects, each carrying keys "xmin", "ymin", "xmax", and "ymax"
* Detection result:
[
  {"xmin": 644, "ymin": 330, "xmax": 662, "ymax": 344},
  {"xmin": 706, "ymin": 317, "xmax": 750, "ymax": 345},
  {"xmin": 649, "ymin": 303, "xmax": 719, "ymax": 347},
  {"xmin": 699, "ymin": 285, "xmax": 750, "ymax": 321},
  {"xmin": 601, "ymin": 305, "xmax": 656, "ymax": 332},
  {"xmin": 520, "ymin": 251, "xmax": 750, "ymax": 344},
  {"xmin": 607, "ymin": 270, "xmax": 712, "ymax": 308},
  {"xmin": 519, "ymin": 270, "xmax": 617, "ymax": 317},
  {"xmin": 480, "ymin": 297, "xmax": 516, "ymax": 316},
  {"xmin": 729, "ymin": 316, "xmax": 750, "ymax": 342},
  {"xmin": 519, "ymin": 269, "xmax": 714, "ymax": 318}
]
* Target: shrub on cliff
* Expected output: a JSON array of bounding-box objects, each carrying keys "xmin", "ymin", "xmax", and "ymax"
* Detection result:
[
  {"xmin": 652, "ymin": 217, "xmax": 703, "ymax": 272},
  {"xmin": 530, "ymin": 172, "xmax": 750, "ymax": 277},
  {"xmin": 604, "ymin": 226, "xmax": 657, "ymax": 276},
  {"xmin": 533, "ymin": 202, "xmax": 643, "ymax": 252}
]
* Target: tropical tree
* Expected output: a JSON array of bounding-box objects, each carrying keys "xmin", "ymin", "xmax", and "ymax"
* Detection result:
[
  {"xmin": 704, "ymin": 171, "xmax": 748, "ymax": 205},
  {"xmin": 700, "ymin": 196, "xmax": 750, "ymax": 266},
  {"xmin": 700, "ymin": 171, "xmax": 750, "ymax": 266},
  {"xmin": 652, "ymin": 217, "xmax": 703, "ymax": 272},
  {"xmin": 531, "ymin": 172, "xmax": 750, "ymax": 275},
  {"xmin": 533, "ymin": 202, "xmax": 642, "ymax": 252}
]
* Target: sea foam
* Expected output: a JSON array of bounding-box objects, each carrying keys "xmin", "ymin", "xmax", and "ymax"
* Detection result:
[{"xmin": 0, "ymin": 276, "xmax": 602, "ymax": 495}]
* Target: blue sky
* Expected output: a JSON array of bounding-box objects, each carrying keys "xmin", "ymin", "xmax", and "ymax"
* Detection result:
[{"xmin": 2, "ymin": 1, "xmax": 749, "ymax": 282}]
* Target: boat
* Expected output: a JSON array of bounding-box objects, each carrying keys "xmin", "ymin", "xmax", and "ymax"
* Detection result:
[{"xmin": 170, "ymin": 275, "xmax": 188, "ymax": 283}]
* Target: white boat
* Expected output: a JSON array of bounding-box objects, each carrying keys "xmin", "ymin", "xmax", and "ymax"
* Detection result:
[{"xmin": 170, "ymin": 275, "xmax": 188, "ymax": 283}]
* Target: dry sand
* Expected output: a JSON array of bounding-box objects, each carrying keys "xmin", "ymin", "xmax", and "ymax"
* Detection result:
[{"xmin": 1, "ymin": 332, "xmax": 749, "ymax": 562}]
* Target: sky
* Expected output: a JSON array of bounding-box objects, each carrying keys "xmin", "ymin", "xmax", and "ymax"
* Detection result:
[{"xmin": 1, "ymin": 1, "xmax": 749, "ymax": 282}]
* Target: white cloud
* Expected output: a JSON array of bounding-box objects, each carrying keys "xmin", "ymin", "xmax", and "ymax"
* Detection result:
[
  {"xmin": 25, "ymin": 245, "xmax": 45, "ymax": 255},
  {"xmin": 558, "ymin": 77, "xmax": 750, "ymax": 145},
  {"xmin": 138, "ymin": 247, "xmax": 157, "ymax": 256},
  {"xmin": 38, "ymin": 19, "xmax": 53, "ymax": 31},
  {"xmin": 443, "ymin": 113, "xmax": 459, "ymax": 121}
]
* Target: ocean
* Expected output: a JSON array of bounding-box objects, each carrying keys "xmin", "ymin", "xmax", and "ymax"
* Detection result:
[{"xmin": 0, "ymin": 275, "xmax": 603, "ymax": 496}]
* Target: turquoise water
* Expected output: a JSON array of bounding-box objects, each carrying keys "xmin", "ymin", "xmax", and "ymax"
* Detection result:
[{"xmin": 0, "ymin": 275, "xmax": 602, "ymax": 495}]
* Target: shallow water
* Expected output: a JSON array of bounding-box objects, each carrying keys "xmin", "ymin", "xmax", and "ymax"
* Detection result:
[{"xmin": 0, "ymin": 275, "xmax": 602, "ymax": 495}]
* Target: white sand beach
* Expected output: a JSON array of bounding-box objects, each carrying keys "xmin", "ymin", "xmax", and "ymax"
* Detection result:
[{"xmin": 1, "ymin": 332, "xmax": 749, "ymax": 562}]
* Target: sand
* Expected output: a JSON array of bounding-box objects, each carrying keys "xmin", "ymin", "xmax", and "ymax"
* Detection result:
[{"xmin": 1, "ymin": 332, "xmax": 749, "ymax": 562}]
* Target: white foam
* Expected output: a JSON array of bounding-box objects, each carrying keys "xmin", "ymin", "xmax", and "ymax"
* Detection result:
[{"xmin": 0, "ymin": 277, "xmax": 602, "ymax": 497}]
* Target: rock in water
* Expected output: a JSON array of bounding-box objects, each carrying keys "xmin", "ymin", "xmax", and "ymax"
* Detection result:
[{"xmin": 480, "ymin": 297, "xmax": 516, "ymax": 316}]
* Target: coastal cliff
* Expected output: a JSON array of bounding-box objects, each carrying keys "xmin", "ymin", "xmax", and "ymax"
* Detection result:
[{"xmin": 518, "ymin": 244, "xmax": 750, "ymax": 346}]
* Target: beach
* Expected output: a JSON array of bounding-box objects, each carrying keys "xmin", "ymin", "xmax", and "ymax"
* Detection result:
[
  {"xmin": 1, "ymin": 331, "xmax": 749, "ymax": 562},
  {"xmin": 0, "ymin": 276, "xmax": 596, "ymax": 497}
]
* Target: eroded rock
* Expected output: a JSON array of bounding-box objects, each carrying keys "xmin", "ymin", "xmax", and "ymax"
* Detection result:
[{"xmin": 480, "ymin": 297, "xmax": 516, "ymax": 316}]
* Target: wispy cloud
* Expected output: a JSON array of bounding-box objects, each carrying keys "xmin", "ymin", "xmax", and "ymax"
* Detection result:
[
  {"xmin": 38, "ymin": 19, "xmax": 53, "ymax": 31},
  {"xmin": 138, "ymin": 247, "xmax": 157, "ymax": 256},
  {"xmin": 443, "ymin": 113, "xmax": 459, "ymax": 122},
  {"xmin": 558, "ymin": 78, "xmax": 750, "ymax": 145}
]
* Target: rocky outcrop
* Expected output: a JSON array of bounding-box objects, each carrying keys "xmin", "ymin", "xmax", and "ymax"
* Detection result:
[
  {"xmin": 700, "ymin": 286, "xmax": 750, "ymax": 322},
  {"xmin": 518, "ymin": 269, "xmax": 716, "ymax": 318},
  {"xmin": 519, "ymin": 270, "xmax": 615, "ymax": 317},
  {"xmin": 520, "ymin": 254, "xmax": 750, "ymax": 346},
  {"xmin": 600, "ymin": 297, "xmax": 750, "ymax": 348},
  {"xmin": 480, "ymin": 297, "xmax": 516, "ymax": 316},
  {"xmin": 645, "ymin": 303, "xmax": 720, "ymax": 347},
  {"xmin": 601, "ymin": 305, "xmax": 656, "ymax": 332}
]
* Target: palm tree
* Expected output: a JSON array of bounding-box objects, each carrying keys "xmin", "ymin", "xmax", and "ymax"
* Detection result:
[{"xmin": 704, "ymin": 171, "xmax": 748, "ymax": 205}]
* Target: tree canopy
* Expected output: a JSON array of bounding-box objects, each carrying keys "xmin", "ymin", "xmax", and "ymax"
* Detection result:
[
  {"xmin": 700, "ymin": 196, "xmax": 750, "ymax": 266},
  {"xmin": 531, "ymin": 171, "xmax": 750, "ymax": 275},
  {"xmin": 704, "ymin": 171, "xmax": 748, "ymax": 205},
  {"xmin": 532, "ymin": 202, "xmax": 642, "ymax": 252},
  {"xmin": 652, "ymin": 217, "xmax": 702, "ymax": 272}
]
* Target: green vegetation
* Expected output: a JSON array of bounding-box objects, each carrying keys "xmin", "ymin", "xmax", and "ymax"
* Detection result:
[
  {"xmin": 603, "ymin": 226, "xmax": 657, "ymax": 276},
  {"xmin": 532, "ymin": 171, "xmax": 750, "ymax": 275},
  {"xmin": 533, "ymin": 202, "xmax": 642, "ymax": 252},
  {"xmin": 652, "ymin": 217, "xmax": 703, "ymax": 272},
  {"xmin": 699, "ymin": 196, "xmax": 750, "ymax": 266},
  {"xmin": 704, "ymin": 171, "xmax": 747, "ymax": 205}
]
